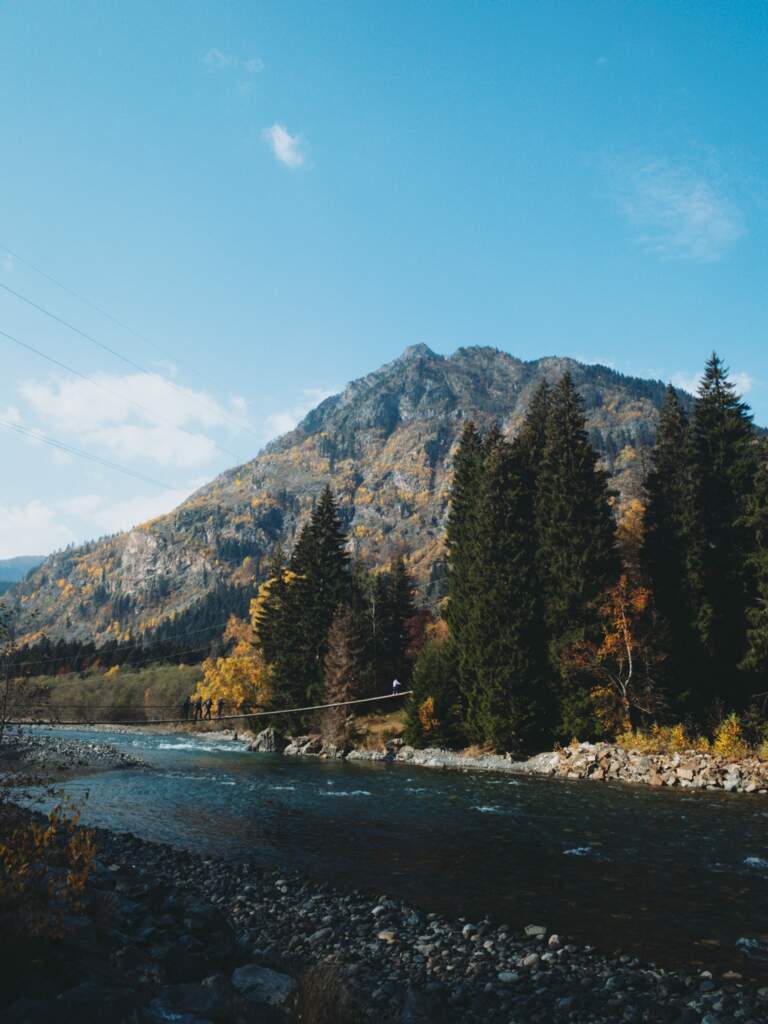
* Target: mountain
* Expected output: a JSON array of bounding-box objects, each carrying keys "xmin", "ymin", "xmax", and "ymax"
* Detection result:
[
  {"xmin": 0, "ymin": 555, "xmax": 45, "ymax": 596},
  {"xmin": 11, "ymin": 345, "xmax": 694, "ymax": 644}
]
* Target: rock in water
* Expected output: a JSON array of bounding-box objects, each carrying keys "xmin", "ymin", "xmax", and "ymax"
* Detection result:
[
  {"xmin": 249, "ymin": 727, "xmax": 286, "ymax": 753},
  {"xmin": 230, "ymin": 965, "xmax": 297, "ymax": 1008}
]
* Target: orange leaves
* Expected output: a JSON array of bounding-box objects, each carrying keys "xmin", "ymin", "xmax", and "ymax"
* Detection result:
[{"xmin": 418, "ymin": 696, "xmax": 439, "ymax": 736}]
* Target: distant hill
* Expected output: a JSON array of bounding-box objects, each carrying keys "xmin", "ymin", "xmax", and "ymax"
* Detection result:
[
  {"xmin": 12, "ymin": 345, "xmax": 699, "ymax": 643},
  {"xmin": 0, "ymin": 555, "xmax": 45, "ymax": 597}
]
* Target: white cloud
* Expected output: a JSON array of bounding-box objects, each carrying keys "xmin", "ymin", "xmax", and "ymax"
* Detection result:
[
  {"xmin": 672, "ymin": 369, "xmax": 754, "ymax": 396},
  {"xmin": 2, "ymin": 254, "xmax": 14, "ymax": 272},
  {"xmin": 204, "ymin": 49, "xmax": 263, "ymax": 73},
  {"xmin": 263, "ymin": 387, "xmax": 335, "ymax": 440},
  {"xmin": 263, "ymin": 123, "xmax": 306, "ymax": 168},
  {"xmin": 60, "ymin": 484, "xmax": 203, "ymax": 536},
  {"xmin": 17, "ymin": 371, "xmax": 244, "ymax": 468},
  {"xmin": 0, "ymin": 499, "xmax": 75, "ymax": 559},
  {"xmin": 609, "ymin": 158, "xmax": 744, "ymax": 263}
]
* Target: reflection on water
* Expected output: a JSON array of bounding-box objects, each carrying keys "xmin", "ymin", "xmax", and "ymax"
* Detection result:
[{"xmin": 29, "ymin": 727, "xmax": 768, "ymax": 979}]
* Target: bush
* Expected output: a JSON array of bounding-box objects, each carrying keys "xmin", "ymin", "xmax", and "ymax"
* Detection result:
[
  {"xmin": 403, "ymin": 638, "xmax": 460, "ymax": 748},
  {"xmin": 712, "ymin": 713, "xmax": 750, "ymax": 760}
]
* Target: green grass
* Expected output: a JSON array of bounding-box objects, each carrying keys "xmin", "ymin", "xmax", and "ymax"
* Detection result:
[{"xmin": 16, "ymin": 663, "xmax": 203, "ymax": 724}]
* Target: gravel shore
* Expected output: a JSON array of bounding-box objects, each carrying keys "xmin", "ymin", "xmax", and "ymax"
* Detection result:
[
  {"xmin": 0, "ymin": 731, "xmax": 145, "ymax": 774},
  {"xmin": 3, "ymin": 825, "xmax": 768, "ymax": 1023}
]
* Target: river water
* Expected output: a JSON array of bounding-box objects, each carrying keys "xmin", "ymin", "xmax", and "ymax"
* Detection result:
[{"xmin": 31, "ymin": 728, "xmax": 768, "ymax": 978}]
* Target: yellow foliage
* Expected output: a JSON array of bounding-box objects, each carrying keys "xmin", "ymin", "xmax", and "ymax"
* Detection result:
[
  {"xmin": 418, "ymin": 697, "xmax": 439, "ymax": 736},
  {"xmin": 0, "ymin": 796, "xmax": 96, "ymax": 940},
  {"xmin": 616, "ymin": 723, "xmax": 702, "ymax": 754},
  {"xmin": 713, "ymin": 713, "xmax": 750, "ymax": 760},
  {"xmin": 195, "ymin": 614, "xmax": 272, "ymax": 710},
  {"xmin": 104, "ymin": 665, "xmax": 120, "ymax": 678}
]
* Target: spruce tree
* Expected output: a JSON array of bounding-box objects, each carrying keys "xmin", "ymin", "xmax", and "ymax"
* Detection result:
[
  {"xmin": 692, "ymin": 354, "xmax": 758, "ymax": 706},
  {"xmin": 535, "ymin": 373, "xmax": 619, "ymax": 739},
  {"xmin": 444, "ymin": 422, "xmax": 484, "ymax": 713},
  {"xmin": 258, "ymin": 486, "xmax": 351, "ymax": 706},
  {"xmin": 465, "ymin": 433, "xmax": 545, "ymax": 751},
  {"xmin": 642, "ymin": 385, "xmax": 702, "ymax": 712},
  {"xmin": 403, "ymin": 633, "xmax": 460, "ymax": 749},
  {"xmin": 382, "ymin": 556, "xmax": 416, "ymax": 686},
  {"xmin": 743, "ymin": 441, "xmax": 768, "ymax": 678}
]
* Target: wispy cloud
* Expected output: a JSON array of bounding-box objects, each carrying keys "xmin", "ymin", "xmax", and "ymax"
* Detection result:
[
  {"xmin": 608, "ymin": 157, "xmax": 745, "ymax": 263},
  {"xmin": 204, "ymin": 48, "xmax": 264, "ymax": 74},
  {"xmin": 0, "ymin": 499, "xmax": 75, "ymax": 558},
  {"xmin": 263, "ymin": 123, "xmax": 306, "ymax": 169},
  {"xmin": 672, "ymin": 369, "xmax": 754, "ymax": 396},
  {"xmin": 16, "ymin": 371, "xmax": 250, "ymax": 468}
]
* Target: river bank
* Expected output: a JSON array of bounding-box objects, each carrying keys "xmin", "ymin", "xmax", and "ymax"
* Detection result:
[
  {"xmin": 275, "ymin": 733, "xmax": 768, "ymax": 795},
  {"xmin": 4, "ymin": 817, "xmax": 768, "ymax": 1024}
]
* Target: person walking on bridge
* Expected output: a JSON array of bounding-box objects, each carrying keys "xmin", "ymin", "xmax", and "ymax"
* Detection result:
[
  {"xmin": 392, "ymin": 678, "xmax": 402, "ymax": 696},
  {"xmin": 193, "ymin": 696, "xmax": 203, "ymax": 722},
  {"xmin": 216, "ymin": 697, "xmax": 225, "ymax": 719},
  {"xmin": 203, "ymin": 696, "xmax": 213, "ymax": 721}
]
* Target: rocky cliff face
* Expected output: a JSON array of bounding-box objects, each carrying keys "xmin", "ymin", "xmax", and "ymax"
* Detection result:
[{"xmin": 13, "ymin": 345, "xmax": 687, "ymax": 643}]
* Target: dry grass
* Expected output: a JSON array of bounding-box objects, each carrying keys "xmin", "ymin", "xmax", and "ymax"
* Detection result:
[
  {"xmin": 294, "ymin": 964, "xmax": 362, "ymax": 1024},
  {"xmin": 354, "ymin": 708, "xmax": 406, "ymax": 751}
]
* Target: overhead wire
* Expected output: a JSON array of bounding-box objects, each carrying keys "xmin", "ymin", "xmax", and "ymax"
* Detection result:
[
  {"xmin": 0, "ymin": 418, "xmax": 174, "ymax": 489},
  {"xmin": 0, "ymin": 244, "xmax": 262, "ymax": 442},
  {"xmin": 0, "ymin": 325, "xmax": 240, "ymax": 462}
]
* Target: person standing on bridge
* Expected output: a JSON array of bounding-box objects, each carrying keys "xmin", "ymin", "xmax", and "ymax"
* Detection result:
[
  {"xmin": 203, "ymin": 696, "xmax": 213, "ymax": 720},
  {"xmin": 392, "ymin": 678, "xmax": 402, "ymax": 696},
  {"xmin": 193, "ymin": 696, "xmax": 203, "ymax": 721},
  {"xmin": 216, "ymin": 697, "xmax": 225, "ymax": 719}
]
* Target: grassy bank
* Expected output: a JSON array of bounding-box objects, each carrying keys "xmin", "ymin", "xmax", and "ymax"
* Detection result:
[{"xmin": 14, "ymin": 663, "xmax": 203, "ymax": 724}]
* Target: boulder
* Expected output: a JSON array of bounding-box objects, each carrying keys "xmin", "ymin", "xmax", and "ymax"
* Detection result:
[{"xmin": 250, "ymin": 727, "xmax": 286, "ymax": 753}]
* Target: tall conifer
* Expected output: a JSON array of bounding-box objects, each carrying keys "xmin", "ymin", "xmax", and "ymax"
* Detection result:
[
  {"xmin": 445, "ymin": 422, "xmax": 485, "ymax": 712},
  {"xmin": 465, "ymin": 434, "xmax": 545, "ymax": 751},
  {"xmin": 692, "ymin": 354, "xmax": 758, "ymax": 705},
  {"xmin": 642, "ymin": 386, "xmax": 701, "ymax": 711},
  {"xmin": 535, "ymin": 373, "xmax": 618, "ymax": 738},
  {"xmin": 743, "ymin": 441, "xmax": 768, "ymax": 678}
]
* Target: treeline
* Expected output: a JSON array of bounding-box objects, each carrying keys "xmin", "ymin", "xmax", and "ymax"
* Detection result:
[
  {"xmin": 197, "ymin": 486, "xmax": 420, "ymax": 740},
  {"xmin": 406, "ymin": 355, "xmax": 768, "ymax": 753},
  {"xmin": 5, "ymin": 582, "xmax": 255, "ymax": 679}
]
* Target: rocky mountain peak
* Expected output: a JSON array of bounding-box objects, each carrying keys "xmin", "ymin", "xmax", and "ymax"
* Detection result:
[{"xmin": 14, "ymin": 346, "xmax": 696, "ymax": 643}]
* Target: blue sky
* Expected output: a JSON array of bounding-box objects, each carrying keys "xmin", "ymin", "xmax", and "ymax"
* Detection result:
[{"xmin": 0, "ymin": 0, "xmax": 766, "ymax": 557}]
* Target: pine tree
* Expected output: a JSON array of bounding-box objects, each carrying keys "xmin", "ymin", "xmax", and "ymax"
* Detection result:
[
  {"xmin": 464, "ymin": 433, "xmax": 546, "ymax": 751},
  {"xmin": 258, "ymin": 486, "xmax": 351, "ymax": 706},
  {"xmin": 692, "ymin": 354, "xmax": 758, "ymax": 707},
  {"xmin": 642, "ymin": 385, "xmax": 702, "ymax": 712},
  {"xmin": 535, "ymin": 373, "xmax": 619, "ymax": 739},
  {"xmin": 380, "ymin": 556, "xmax": 416, "ymax": 688},
  {"xmin": 404, "ymin": 630, "xmax": 460, "ymax": 749},
  {"xmin": 742, "ymin": 440, "xmax": 768, "ymax": 678},
  {"xmin": 444, "ymin": 422, "xmax": 484, "ymax": 713},
  {"xmin": 321, "ymin": 606, "xmax": 366, "ymax": 746}
]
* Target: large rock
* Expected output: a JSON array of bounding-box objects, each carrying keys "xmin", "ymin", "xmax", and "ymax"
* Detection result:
[{"xmin": 249, "ymin": 727, "xmax": 286, "ymax": 753}]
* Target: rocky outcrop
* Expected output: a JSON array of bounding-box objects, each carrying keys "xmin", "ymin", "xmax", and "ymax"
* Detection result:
[{"xmin": 14, "ymin": 346, "xmax": 689, "ymax": 643}]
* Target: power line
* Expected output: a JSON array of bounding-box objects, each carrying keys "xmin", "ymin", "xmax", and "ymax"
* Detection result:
[
  {"xmin": 0, "ymin": 418, "xmax": 174, "ymax": 489},
  {"xmin": 0, "ymin": 244, "xmax": 263, "ymax": 442},
  {"xmin": 0, "ymin": 325, "xmax": 240, "ymax": 463}
]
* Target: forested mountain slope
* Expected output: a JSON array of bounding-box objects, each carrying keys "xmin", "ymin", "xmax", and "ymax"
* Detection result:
[{"xmin": 13, "ymin": 345, "xmax": 691, "ymax": 643}]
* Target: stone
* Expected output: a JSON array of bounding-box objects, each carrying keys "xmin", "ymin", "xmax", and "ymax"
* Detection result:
[
  {"xmin": 250, "ymin": 727, "xmax": 286, "ymax": 753},
  {"xmin": 497, "ymin": 972, "xmax": 520, "ymax": 984},
  {"xmin": 230, "ymin": 964, "xmax": 297, "ymax": 1008},
  {"xmin": 308, "ymin": 926, "xmax": 334, "ymax": 945},
  {"xmin": 521, "ymin": 953, "xmax": 540, "ymax": 968},
  {"xmin": 524, "ymin": 924, "xmax": 547, "ymax": 938},
  {"xmin": 378, "ymin": 930, "xmax": 397, "ymax": 943}
]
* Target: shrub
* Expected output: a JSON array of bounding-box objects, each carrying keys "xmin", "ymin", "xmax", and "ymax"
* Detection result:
[{"xmin": 713, "ymin": 713, "xmax": 750, "ymax": 760}]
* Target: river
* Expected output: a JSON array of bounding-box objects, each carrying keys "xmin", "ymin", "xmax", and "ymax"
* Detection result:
[{"xmin": 30, "ymin": 727, "xmax": 768, "ymax": 979}]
